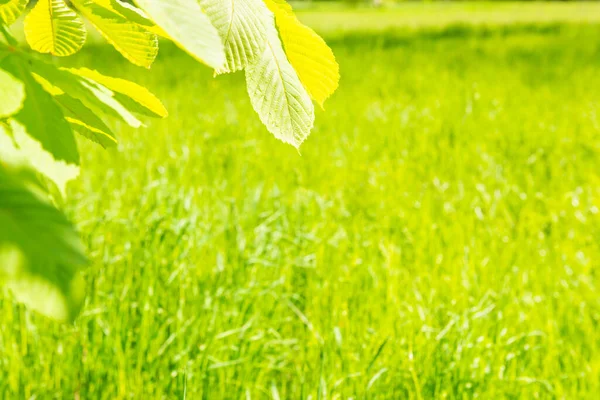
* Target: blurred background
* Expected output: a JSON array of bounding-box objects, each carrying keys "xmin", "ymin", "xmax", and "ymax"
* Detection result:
[{"xmin": 2, "ymin": 1, "xmax": 600, "ymax": 399}]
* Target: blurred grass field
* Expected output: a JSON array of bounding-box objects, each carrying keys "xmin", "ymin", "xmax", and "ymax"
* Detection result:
[
  {"xmin": 296, "ymin": 1, "xmax": 600, "ymax": 34},
  {"xmin": 2, "ymin": 2, "xmax": 600, "ymax": 399}
]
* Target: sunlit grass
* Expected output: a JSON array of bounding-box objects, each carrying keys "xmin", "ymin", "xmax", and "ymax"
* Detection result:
[
  {"xmin": 2, "ymin": 5, "xmax": 600, "ymax": 399},
  {"xmin": 297, "ymin": 1, "xmax": 600, "ymax": 35}
]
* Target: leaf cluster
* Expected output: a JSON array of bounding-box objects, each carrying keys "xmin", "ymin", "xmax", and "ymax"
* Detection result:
[{"xmin": 0, "ymin": 0, "xmax": 339, "ymax": 320}]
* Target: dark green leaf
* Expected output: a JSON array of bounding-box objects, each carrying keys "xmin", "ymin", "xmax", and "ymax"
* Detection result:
[{"xmin": 0, "ymin": 56, "xmax": 80, "ymax": 164}]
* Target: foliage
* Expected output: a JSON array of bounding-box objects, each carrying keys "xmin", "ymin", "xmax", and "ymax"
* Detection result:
[{"xmin": 0, "ymin": 0, "xmax": 339, "ymax": 321}]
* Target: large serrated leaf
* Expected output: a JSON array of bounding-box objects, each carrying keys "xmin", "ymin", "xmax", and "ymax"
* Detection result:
[
  {"xmin": 264, "ymin": 0, "xmax": 339, "ymax": 108},
  {"xmin": 200, "ymin": 0, "xmax": 271, "ymax": 74},
  {"xmin": 0, "ymin": 0, "xmax": 29, "ymax": 26},
  {"xmin": 0, "ymin": 164, "xmax": 87, "ymax": 322},
  {"xmin": 245, "ymin": 21, "xmax": 314, "ymax": 148},
  {"xmin": 24, "ymin": 0, "xmax": 87, "ymax": 57},
  {"xmin": 72, "ymin": 0, "xmax": 158, "ymax": 68},
  {"xmin": 134, "ymin": 0, "xmax": 225, "ymax": 69}
]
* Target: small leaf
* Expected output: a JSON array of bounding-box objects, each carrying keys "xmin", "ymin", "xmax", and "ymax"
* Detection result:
[
  {"xmin": 28, "ymin": 58, "xmax": 143, "ymax": 128},
  {"xmin": 0, "ymin": 0, "xmax": 29, "ymax": 26},
  {"xmin": 71, "ymin": 0, "xmax": 158, "ymax": 68},
  {"xmin": 245, "ymin": 20, "xmax": 314, "ymax": 148},
  {"xmin": 0, "ymin": 164, "xmax": 87, "ymax": 322},
  {"xmin": 200, "ymin": 0, "xmax": 272, "ymax": 74},
  {"xmin": 135, "ymin": 0, "xmax": 225, "ymax": 69},
  {"xmin": 30, "ymin": 72, "xmax": 118, "ymax": 148},
  {"xmin": 264, "ymin": 0, "xmax": 339, "ymax": 108},
  {"xmin": 0, "ymin": 67, "xmax": 25, "ymax": 118},
  {"xmin": 24, "ymin": 0, "xmax": 87, "ymax": 57},
  {"xmin": 67, "ymin": 67, "xmax": 168, "ymax": 118},
  {"xmin": 78, "ymin": 77, "xmax": 144, "ymax": 128},
  {"xmin": 57, "ymin": 94, "xmax": 118, "ymax": 149}
]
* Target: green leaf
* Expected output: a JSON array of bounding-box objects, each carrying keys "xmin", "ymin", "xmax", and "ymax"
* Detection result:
[
  {"xmin": 56, "ymin": 93, "xmax": 118, "ymax": 149},
  {"xmin": 71, "ymin": 0, "xmax": 158, "ymax": 68},
  {"xmin": 0, "ymin": 165, "xmax": 88, "ymax": 322},
  {"xmin": 200, "ymin": 0, "xmax": 271, "ymax": 74},
  {"xmin": 24, "ymin": 0, "xmax": 87, "ymax": 57},
  {"xmin": 94, "ymin": 0, "xmax": 168, "ymax": 38},
  {"xmin": 28, "ymin": 69, "xmax": 117, "ymax": 148},
  {"xmin": 0, "ymin": 66, "xmax": 25, "ymax": 118},
  {"xmin": 0, "ymin": 119, "xmax": 80, "ymax": 195},
  {"xmin": 0, "ymin": 0, "xmax": 29, "ymax": 26},
  {"xmin": 28, "ymin": 58, "xmax": 143, "ymax": 128},
  {"xmin": 1, "ymin": 56, "xmax": 80, "ymax": 165},
  {"xmin": 94, "ymin": 0, "xmax": 155, "ymax": 27},
  {"xmin": 134, "ymin": 0, "xmax": 226, "ymax": 69},
  {"xmin": 245, "ymin": 21, "xmax": 314, "ymax": 148},
  {"xmin": 67, "ymin": 67, "xmax": 168, "ymax": 118},
  {"xmin": 78, "ymin": 77, "xmax": 144, "ymax": 128}
]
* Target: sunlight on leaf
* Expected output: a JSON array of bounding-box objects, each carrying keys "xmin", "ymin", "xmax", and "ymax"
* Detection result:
[
  {"xmin": 72, "ymin": 0, "xmax": 158, "ymax": 68},
  {"xmin": 200, "ymin": 0, "xmax": 271, "ymax": 74},
  {"xmin": 135, "ymin": 0, "xmax": 225, "ymax": 69},
  {"xmin": 245, "ymin": 21, "xmax": 314, "ymax": 148},
  {"xmin": 264, "ymin": 0, "xmax": 339, "ymax": 108},
  {"xmin": 0, "ymin": 0, "xmax": 28, "ymax": 26},
  {"xmin": 24, "ymin": 0, "xmax": 87, "ymax": 57},
  {"xmin": 67, "ymin": 67, "xmax": 168, "ymax": 118},
  {"xmin": 29, "ymin": 59, "xmax": 143, "ymax": 128}
]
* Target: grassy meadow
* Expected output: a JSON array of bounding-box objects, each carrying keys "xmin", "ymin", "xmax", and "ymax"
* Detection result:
[{"xmin": 2, "ymin": 2, "xmax": 600, "ymax": 399}]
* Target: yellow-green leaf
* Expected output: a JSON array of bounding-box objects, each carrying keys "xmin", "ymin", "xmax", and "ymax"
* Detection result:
[
  {"xmin": 71, "ymin": 0, "xmax": 158, "ymax": 68},
  {"xmin": 264, "ymin": 0, "xmax": 339, "ymax": 108},
  {"xmin": 31, "ymin": 70, "xmax": 118, "ymax": 148},
  {"xmin": 245, "ymin": 21, "xmax": 314, "ymax": 148},
  {"xmin": 29, "ymin": 59, "xmax": 143, "ymax": 128},
  {"xmin": 66, "ymin": 67, "xmax": 168, "ymax": 118},
  {"xmin": 135, "ymin": 0, "xmax": 225, "ymax": 69},
  {"xmin": 55, "ymin": 94, "xmax": 118, "ymax": 149},
  {"xmin": 0, "ymin": 0, "xmax": 29, "ymax": 25},
  {"xmin": 24, "ymin": 0, "xmax": 87, "ymax": 57}
]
